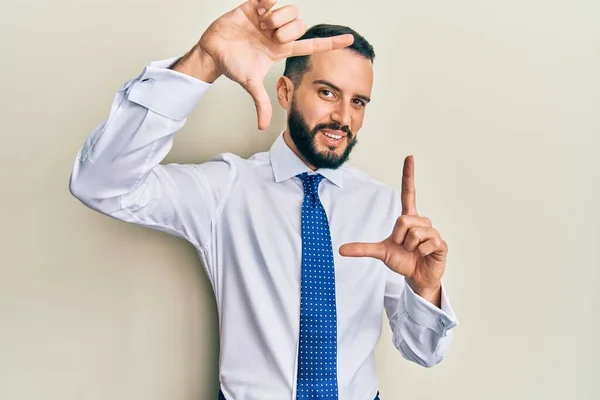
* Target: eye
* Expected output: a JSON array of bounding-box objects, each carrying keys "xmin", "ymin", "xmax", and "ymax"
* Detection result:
[
  {"xmin": 319, "ymin": 89, "xmax": 335, "ymax": 98},
  {"xmin": 353, "ymin": 98, "xmax": 366, "ymax": 107}
]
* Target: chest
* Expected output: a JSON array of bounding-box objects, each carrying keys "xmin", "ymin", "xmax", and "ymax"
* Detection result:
[{"xmin": 215, "ymin": 176, "xmax": 395, "ymax": 289}]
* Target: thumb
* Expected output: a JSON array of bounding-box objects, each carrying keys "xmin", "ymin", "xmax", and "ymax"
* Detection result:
[
  {"xmin": 241, "ymin": 77, "xmax": 272, "ymax": 130},
  {"xmin": 339, "ymin": 242, "xmax": 386, "ymax": 261}
]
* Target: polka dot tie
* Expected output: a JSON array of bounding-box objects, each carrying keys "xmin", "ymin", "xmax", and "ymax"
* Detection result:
[{"xmin": 295, "ymin": 172, "xmax": 339, "ymax": 400}]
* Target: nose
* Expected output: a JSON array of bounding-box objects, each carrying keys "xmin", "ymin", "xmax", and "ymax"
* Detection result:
[{"xmin": 331, "ymin": 102, "xmax": 351, "ymax": 128}]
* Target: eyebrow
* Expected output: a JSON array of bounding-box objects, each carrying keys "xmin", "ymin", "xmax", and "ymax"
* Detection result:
[{"xmin": 312, "ymin": 79, "xmax": 371, "ymax": 103}]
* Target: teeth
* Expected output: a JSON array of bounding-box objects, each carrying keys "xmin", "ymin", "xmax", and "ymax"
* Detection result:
[{"xmin": 323, "ymin": 131, "xmax": 342, "ymax": 140}]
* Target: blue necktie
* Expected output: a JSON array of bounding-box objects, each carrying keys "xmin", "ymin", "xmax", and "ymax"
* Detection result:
[{"xmin": 295, "ymin": 172, "xmax": 339, "ymax": 400}]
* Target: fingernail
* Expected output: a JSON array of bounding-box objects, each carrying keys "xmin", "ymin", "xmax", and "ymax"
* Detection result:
[
  {"xmin": 257, "ymin": 7, "xmax": 266, "ymax": 15},
  {"xmin": 260, "ymin": 21, "xmax": 267, "ymax": 30}
]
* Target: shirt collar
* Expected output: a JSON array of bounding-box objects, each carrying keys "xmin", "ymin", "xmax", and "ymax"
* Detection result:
[{"xmin": 269, "ymin": 131, "xmax": 345, "ymax": 188}]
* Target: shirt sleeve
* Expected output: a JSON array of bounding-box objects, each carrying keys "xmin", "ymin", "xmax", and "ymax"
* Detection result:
[
  {"xmin": 383, "ymin": 266, "xmax": 459, "ymax": 368},
  {"xmin": 69, "ymin": 57, "xmax": 237, "ymax": 270}
]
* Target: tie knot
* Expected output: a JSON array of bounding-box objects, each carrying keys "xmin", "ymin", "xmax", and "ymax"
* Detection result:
[{"xmin": 296, "ymin": 172, "xmax": 324, "ymax": 196}]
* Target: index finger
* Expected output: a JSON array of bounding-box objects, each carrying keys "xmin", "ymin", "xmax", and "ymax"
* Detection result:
[
  {"xmin": 401, "ymin": 155, "xmax": 418, "ymax": 216},
  {"xmin": 289, "ymin": 34, "xmax": 354, "ymax": 57}
]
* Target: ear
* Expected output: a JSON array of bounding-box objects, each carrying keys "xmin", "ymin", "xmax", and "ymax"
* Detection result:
[{"xmin": 276, "ymin": 76, "xmax": 294, "ymax": 111}]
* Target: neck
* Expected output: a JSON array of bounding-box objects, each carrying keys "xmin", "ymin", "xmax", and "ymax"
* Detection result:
[{"xmin": 283, "ymin": 129, "xmax": 318, "ymax": 171}]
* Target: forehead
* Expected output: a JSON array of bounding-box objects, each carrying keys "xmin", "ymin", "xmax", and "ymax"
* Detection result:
[{"xmin": 301, "ymin": 49, "xmax": 374, "ymax": 96}]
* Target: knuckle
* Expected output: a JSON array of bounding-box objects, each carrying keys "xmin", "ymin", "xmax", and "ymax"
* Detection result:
[
  {"xmin": 262, "ymin": 0, "xmax": 277, "ymax": 10},
  {"xmin": 288, "ymin": 5, "xmax": 299, "ymax": 18},
  {"xmin": 273, "ymin": 28, "xmax": 291, "ymax": 43},
  {"xmin": 288, "ymin": 19, "xmax": 305, "ymax": 41},
  {"xmin": 269, "ymin": 16, "xmax": 281, "ymax": 29},
  {"xmin": 272, "ymin": 5, "xmax": 297, "ymax": 25},
  {"xmin": 397, "ymin": 215, "xmax": 408, "ymax": 227},
  {"xmin": 407, "ymin": 228, "xmax": 418, "ymax": 241},
  {"xmin": 272, "ymin": 30, "xmax": 285, "ymax": 43},
  {"xmin": 394, "ymin": 217, "xmax": 403, "ymax": 230}
]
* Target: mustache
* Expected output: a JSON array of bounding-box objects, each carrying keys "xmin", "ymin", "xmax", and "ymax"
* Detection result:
[{"xmin": 312, "ymin": 123, "xmax": 353, "ymax": 138}]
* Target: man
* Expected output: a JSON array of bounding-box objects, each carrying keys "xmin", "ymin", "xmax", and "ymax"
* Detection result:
[{"xmin": 69, "ymin": 0, "xmax": 459, "ymax": 399}]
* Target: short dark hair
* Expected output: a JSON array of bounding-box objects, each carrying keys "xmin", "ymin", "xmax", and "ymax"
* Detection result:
[{"xmin": 283, "ymin": 24, "xmax": 375, "ymax": 87}]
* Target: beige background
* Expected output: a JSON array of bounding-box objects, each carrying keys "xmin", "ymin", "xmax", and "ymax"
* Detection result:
[{"xmin": 1, "ymin": 0, "xmax": 599, "ymax": 399}]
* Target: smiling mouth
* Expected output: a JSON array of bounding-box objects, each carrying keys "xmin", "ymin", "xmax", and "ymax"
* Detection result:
[{"xmin": 320, "ymin": 130, "xmax": 346, "ymax": 147}]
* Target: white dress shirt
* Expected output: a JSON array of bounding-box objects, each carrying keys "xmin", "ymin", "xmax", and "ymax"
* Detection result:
[{"xmin": 69, "ymin": 57, "xmax": 459, "ymax": 400}]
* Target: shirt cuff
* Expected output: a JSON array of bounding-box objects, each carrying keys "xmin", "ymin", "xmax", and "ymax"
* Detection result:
[
  {"xmin": 126, "ymin": 56, "xmax": 213, "ymax": 121},
  {"xmin": 404, "ymin": 280, "xmax": 459, "ymax": 337}
]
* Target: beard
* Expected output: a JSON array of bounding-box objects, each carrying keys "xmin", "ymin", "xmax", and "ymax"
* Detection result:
[{"xmin": 287, "ymin": 99, "xmax": 358, "ymax": 170}]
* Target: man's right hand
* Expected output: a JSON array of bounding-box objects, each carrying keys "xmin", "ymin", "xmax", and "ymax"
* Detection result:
[{"xmin": 172, "ymin": 0, "xmax": 354, "ymax": 130}]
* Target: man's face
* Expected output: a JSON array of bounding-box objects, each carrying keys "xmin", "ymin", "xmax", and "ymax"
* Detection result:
[{"xmin": 287, "ymin": 49, "xmax": 374, "ymax": 170}]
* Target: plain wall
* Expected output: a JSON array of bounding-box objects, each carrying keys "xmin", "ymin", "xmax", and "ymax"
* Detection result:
[{"xmin": 1, "ymin": 0, "xmax": 599, "ymax": 398}]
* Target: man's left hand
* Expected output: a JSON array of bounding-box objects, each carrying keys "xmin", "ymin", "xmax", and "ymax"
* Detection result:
[{"xmin": 339, "ymin": 155, "xmax": 447, "ymax": 305}]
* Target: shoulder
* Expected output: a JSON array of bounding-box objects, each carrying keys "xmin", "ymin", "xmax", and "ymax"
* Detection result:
[
  {"xmin": 199, "ymin": 148, "xmax": 270, "ymax": 178},
  {"xmin": 342, "ymin": 163, "xmax": 401, "ymax": 211},
  {"xmin": 205, "ymin": 146, "xmax": 269, "ymax": 166},
  {"xmin": 343, "ymin": 163, "xmax": 396, "ymax": 193}
]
